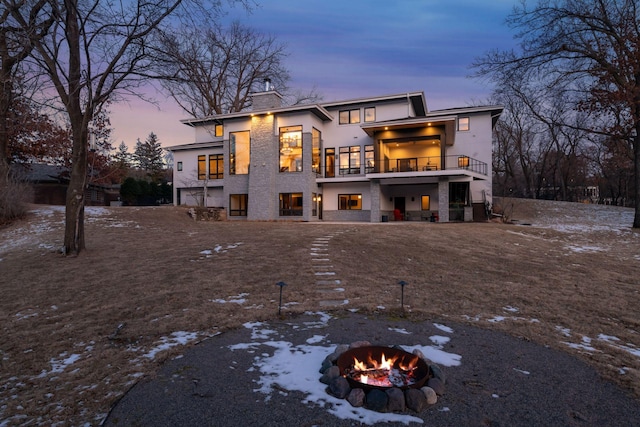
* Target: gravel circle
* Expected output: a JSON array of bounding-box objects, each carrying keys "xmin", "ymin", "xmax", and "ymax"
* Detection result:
[{"xmin": 104, "ymin": 312, "xmax": 640, "ymax": 426}]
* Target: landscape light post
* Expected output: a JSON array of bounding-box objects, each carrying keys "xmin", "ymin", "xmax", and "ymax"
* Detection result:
[
  {"xmin": 276, "ymin": 281, "xmax": 287, "ymax": 315},
  {"xmin": 398, "ymin": 280, "xmax": 407, "ymax": 312}
]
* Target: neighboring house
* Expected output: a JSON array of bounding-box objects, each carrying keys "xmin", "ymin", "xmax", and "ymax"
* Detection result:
[
  {"xmin": 10, "ymin": 163, "xmax": 120, "ymax": 206},
  {"xmin": 167, "ymin": 87, "xmax": 503, "ymax": 222}
]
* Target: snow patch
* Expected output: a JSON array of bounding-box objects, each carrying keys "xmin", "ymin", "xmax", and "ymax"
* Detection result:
[{"xmin": 142, "ymin": 331, "xmax": 199, "ymax": 359}]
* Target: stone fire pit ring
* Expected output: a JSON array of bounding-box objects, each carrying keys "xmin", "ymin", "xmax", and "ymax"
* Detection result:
[{"xmin": 320, "ymin": 341, "xmax": 446, "ymax": 413}]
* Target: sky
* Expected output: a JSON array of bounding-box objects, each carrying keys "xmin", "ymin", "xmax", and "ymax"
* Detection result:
[{"xmin": 109, "ymin": 0, "xmax": 519, "ymax": 149}]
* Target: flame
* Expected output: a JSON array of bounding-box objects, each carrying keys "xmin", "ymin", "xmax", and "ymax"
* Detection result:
[
  {"xmin": 349, "ymin": 350, "xmax": 419, "ymax": 387},
  {"xmin": 353, "ymin": 352, "xmax": 398, "ymax": 372}
]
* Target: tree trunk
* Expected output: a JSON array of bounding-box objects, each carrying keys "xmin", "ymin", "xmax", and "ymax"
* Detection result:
[
  {"xmin": 64, "ymin": 124, "xmax": 87, "ymax": 254},
  {"xmin": 0, "ymin": 56, "xmax": 12, "ymax": 187},
  {"xmin": 633, "ymin": 125, "xmax": 640, "ymax": 228},
  {"xmin": 63, "ymin": 0, "xmax": 88, "ymax": 255}
]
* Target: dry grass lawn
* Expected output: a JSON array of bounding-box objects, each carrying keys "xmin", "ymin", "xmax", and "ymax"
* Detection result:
[{"xmin": 1, "ymin": 198, "xmax": 639, "ymax": 425}]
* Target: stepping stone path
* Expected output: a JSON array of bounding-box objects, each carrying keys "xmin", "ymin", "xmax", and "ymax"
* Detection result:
[{"xmin": 310, "ymin": 233, "xmax": 348, "ymax": 307}]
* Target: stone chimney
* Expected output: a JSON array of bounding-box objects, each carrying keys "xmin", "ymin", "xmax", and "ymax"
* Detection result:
[{"xmin": 251, "ymin": 78, "xmax": 283, "ymax": 111}]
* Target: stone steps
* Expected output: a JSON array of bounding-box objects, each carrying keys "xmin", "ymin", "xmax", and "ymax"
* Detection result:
[{"xmin": 310, "ymin": 233, "xmax": 347, "ymax": 308}]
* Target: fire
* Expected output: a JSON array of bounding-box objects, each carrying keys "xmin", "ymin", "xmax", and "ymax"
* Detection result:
[{"xmin": 347, "ymin": 350, "xmax": 419, "ymax": 388}]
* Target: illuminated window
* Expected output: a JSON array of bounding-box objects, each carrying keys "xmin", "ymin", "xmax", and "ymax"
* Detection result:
[
  {"xmin": 338, "ymin": 194, "xmax": 362, "ymax": 210},
  {"xmin": 215, "ymin": 124, "xmax": 223, "ymax": 137},
  {"xmin": 458, "ymin": 117, "xmax": 470, "ymax": 131},
  {"xmin": 365, "ymin": 145, "xmax": 374, "ymax": 173},
  {"xmin": 312, "ymin": 128, "xmax": 321, "ymax": 174},
  {"xmin": 325, "ymin": 148, "xmax": 335, "ymax": 178},
  {"xmin": 312, "ymin": 193, "xmax": 318, "ymax": 216},
  {"xmin": 197, "ymin": 155, "xmax": 206, "ymax": 180},
  {"xmin": 364, "ymin": 107, "xmax": 376, "ymax": 122},
  {"xmin": 229, "ymin": 194, "xmax": 248, "ymax": 216},
  {"xmin": 339, "ymin": 145, "xmax": 361, "ymax": 175},
  {"xmin": 280, "ymin": 125, "xmax": 303, "ymax": 173},
  {"xmin": 230, "ymin": 131, "xmax": 250, "ymax": 175},
  {"xmin": 339, "ymin": 109, "xmax": 360, "ymax": 124},
  {"xmin": 421, "ymin": 195, "xmax": 431, "ymax": 210},
  {"xmin": 458, "ymin": 156, "xmax": 470, "ymax": 168},
  {"xmin": 208, "ymin": 154, "xmax": 223, "ymax": 179},
  {"xmin": 279, "ymin": 193, "xmax": 303, "ymax": 216}
]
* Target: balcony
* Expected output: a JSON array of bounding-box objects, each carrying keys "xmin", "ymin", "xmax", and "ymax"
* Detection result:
[{"xmin": 323, "ymin": 155, "xmax": 487, "ymax": 178}]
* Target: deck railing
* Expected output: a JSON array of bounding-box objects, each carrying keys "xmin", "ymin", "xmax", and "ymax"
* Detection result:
[{"xmin": 324, "ymin": 155, "xmax": 487, "ymax": 178}]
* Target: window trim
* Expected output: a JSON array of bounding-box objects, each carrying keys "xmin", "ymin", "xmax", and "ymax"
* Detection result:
[
  {"xmin": 339, "ymin": 109, "xmax": 361, "ymax": 125},
  {"xmin": 364, "ymin": 107, "xmax": 376, "ymax": 123},
  {"xmin": 279, "ymin": 125, "xmax": 303, "ymax": 173},
  {"xmin": 421, "ymin": 195, "xmax": 431, "ymax": 211},
  {"xmin": 365, "ymin": 144, "xmax": 374, "ymax": 173},
  {"xmin": 279, "ymin": 192, "xmax": 303, "ymax": 216},
  {"xmin": 208, "ymin": 154, "xmax": 224, "ymax": 179},
  {"xmin": 458, "ymin": 117, "xmax": 470, "ymax": 131},
  {"xmin": 197, "ymin": 155, "xmax": 206, "ymax": 180},
  {"xmin": 230, "ymin": 130, "xmax": 250, "ymax": 175},
  {"xmin": 338, "ymin": 194, "xmax": 362, "ymax": 210},
  {"xmin": 229, "ymin": 194, "xmax": 248, "ymax": 216},
  {"xmin": 339, "ymin": 145, "xmax": 361, "ymax": 175},
  {"xmin": 325, "ymin": 147, "xmax": 335, "ymax": 178}
]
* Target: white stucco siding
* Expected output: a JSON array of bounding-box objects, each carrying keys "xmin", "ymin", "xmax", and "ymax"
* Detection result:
[
  {"xmin": 194, "ymin": 124, "xmax": 219, "ymax": 143},
  {"xmin": 374, "ymin": 102, "xmax": 412, "ymax": 121},
  {"xmin": 450, "ymin": 112, "xmax": 495, "ymax": 205},
  {"xmin": 322, "ymin": 182, "xmax": 371, "ymax": 210},
  {"xmin": 173, "ymin": 147, "xmax": 223, "ymax": 186},
  {"xmin": 224, "ymin": 118, "xmax": 252, "ymax": 134},
  {"xmin": 450, "ymin": 112, "xmax": 493, "ymax": 165},
  {"xmin": 275, "ymin": 113, "xmax": 325, "ymax": 132}
]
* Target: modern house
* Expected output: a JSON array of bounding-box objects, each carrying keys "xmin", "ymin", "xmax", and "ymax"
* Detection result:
[{"xmin": 167, "ymin": 86, "xmax": 503, "ymax": 222}]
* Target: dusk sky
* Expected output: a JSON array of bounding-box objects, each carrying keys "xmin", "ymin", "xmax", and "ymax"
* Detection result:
[{"xmin": 110, "ymin": 0, "xmax": 519, "ymax": 148}]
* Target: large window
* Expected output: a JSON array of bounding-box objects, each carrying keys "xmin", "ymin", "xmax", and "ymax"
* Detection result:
[
  {"xmin": 208, "ymin": 154, "xmax": 223, "ymax": 179},
  {"xmin": 280, "ymin": 125, "xmax": 303, "ymax": 173},
  {"xmin": 229, "ymin": 194, "xmax": 248, "ymax": 216},
  {"xmin": 325, "ymin": 148, "xmax": 335, "ymax": 178},
  {"xmin": 197, "ymin": 155, "xmax": 206, "ymax": 180},
  {"xmin": 312, "ymin": 128, "xmax": 321, "ymax": 174},
  {"xmin": 279, "ymin": 193, "xmax": 303, "ymax": 216},
  {"xmin": 230, "ymin": 131, "xmax": 250, "ymax": 175},
  {"xmin": 339, "ymin": 145, "xmax": 361, "ymax": 175},
  {"xmin": 365, "ymin": 145, "xmax": 374, "ymax": 173},
  {"xmin": 339, "ymin": 194, "xmax": 362, "ymax": 210},
  {"xmin": 339, "ymin": 109, "xmax": 360, "ymax": 124}
]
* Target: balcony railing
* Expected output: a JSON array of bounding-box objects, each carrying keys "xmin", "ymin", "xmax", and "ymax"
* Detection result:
[{"xmin": 324, "ymin": 155, "xmax": 487, "ymax": 178}]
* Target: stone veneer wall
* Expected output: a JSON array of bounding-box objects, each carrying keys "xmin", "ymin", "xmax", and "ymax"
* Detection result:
[
  {"xmin": 251, "ymin": 91, "xmax": 283, "ymax": 110},
  {"xmin": 438, "ymin": 178, "xmax": 450, "ymax": 223},
  {"xmin": 322, "ymin": 210, "xmax": 371, "ymax": 222},
  {"xmin": 369, "ymin": 180, "xmax": 381, "ymax": 222},
  {"xmin": 247, "ymin": 114, "xmax": 278, "ymax": 220}
]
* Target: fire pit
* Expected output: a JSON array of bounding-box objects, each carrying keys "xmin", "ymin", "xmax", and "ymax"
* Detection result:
[
  {"xmin": 337, "ymin": 346, "xmax": 430, "ymax": 392},
  {"xmin": 320, "ymin": 341, "xmax": 445, "ymax": 413}
]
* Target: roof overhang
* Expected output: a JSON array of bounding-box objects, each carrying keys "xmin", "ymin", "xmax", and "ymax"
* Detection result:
[
  {"xmin": 181, "ymin": 104, "xmax": 333, "ymax": 127},
  {"xmin": 360, "ymin": 116, "xmax": 456, "ymax": 137},
  {"xmin": 322, "ymin": 91, "xmax": 427, "ymax": 116}
]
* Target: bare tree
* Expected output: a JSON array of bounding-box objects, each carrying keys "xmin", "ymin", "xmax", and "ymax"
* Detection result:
[
  {"xmin": 474, "ymin": 0, "xmax": 640, "ymax": 227},
  {"xmin": 8, "ymin": 0, "xmax": 244, "ymax": 254},
  {"xmin": 0, "ymin": 0, "xmax": 54, "ymax": 184},
  {"xmin": 156, "ymin": 21, "xmax": 320, "ymax": 117}
]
